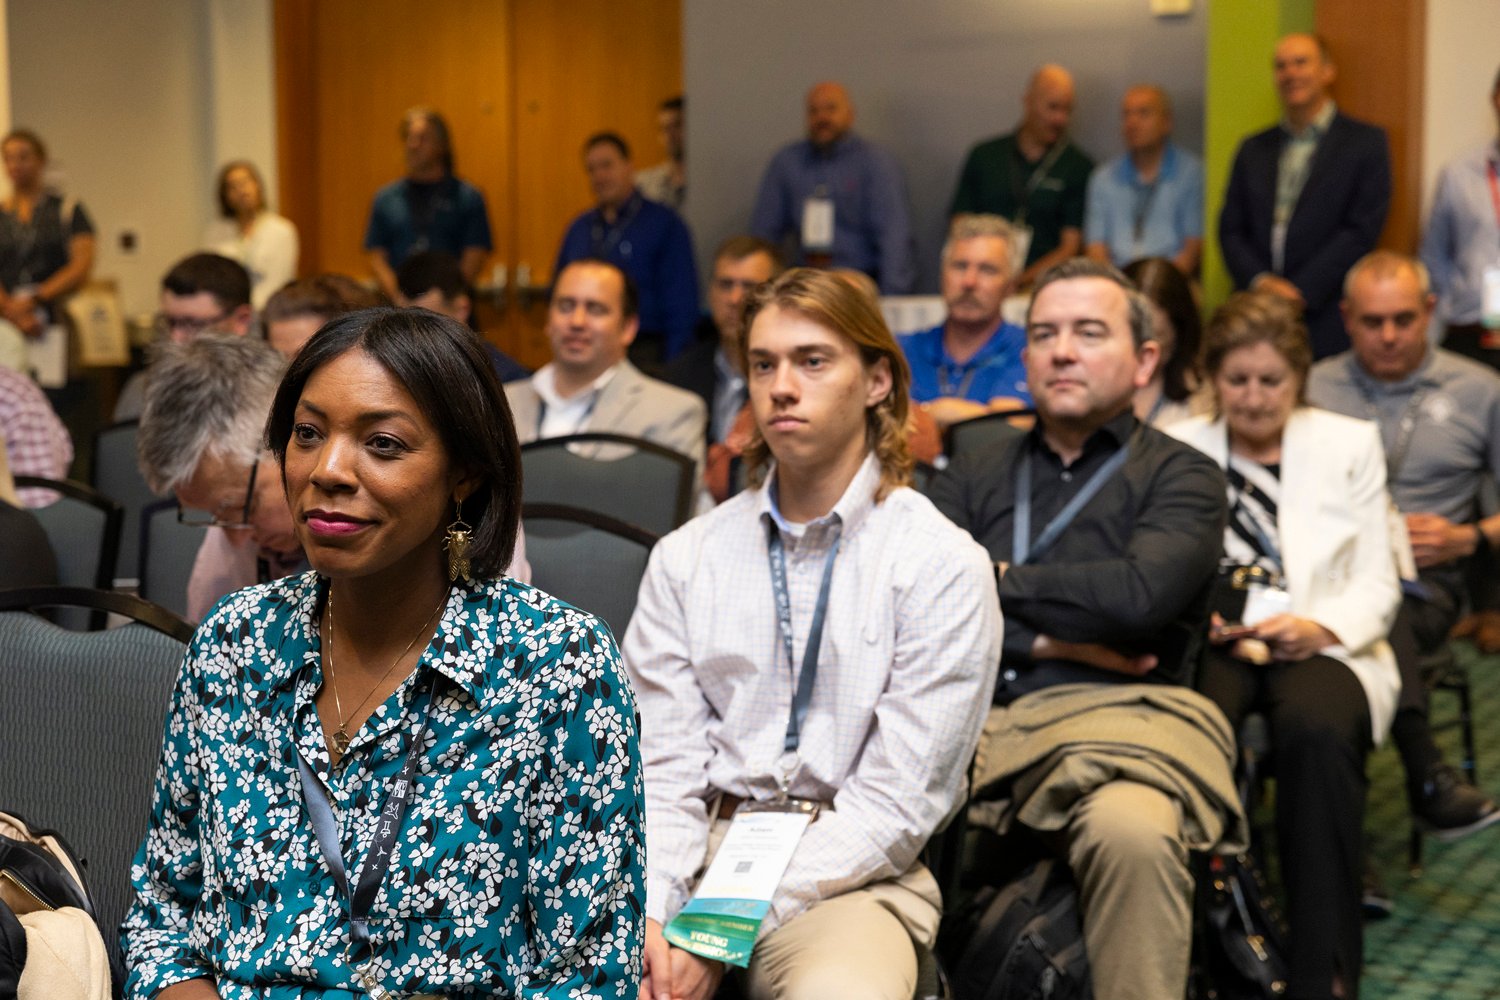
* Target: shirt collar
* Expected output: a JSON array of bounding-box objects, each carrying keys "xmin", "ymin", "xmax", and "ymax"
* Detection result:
[
  {"xmin": 531, "ymin": 361, "xmax": 621, "ymax": 409},
  {"xmin": 1346, "ymin": 346, "xmax": 1439, "ymax": 395},
  {"xmin": 809, "ymin": 132, "xmax": 857, "ymax": 159},
  {"xmin": 714, "ymin": 346, "xmax": 743, "ymax": 386},
  {"xmin": 260, "ymin": 572, "xmax": 491, "ymax": 708},
  {"xmin": 938, "ymin": 320, "xmax": 1024, "ymax": 370},
  {"xmin": 1281, "ymin": 99, "xmax": 1337, "ymax": 140},
  {"xmin": 758, "ymin": 450, "xmax": 882, "ymax": 541},
  {"xmin": 1117, "ymin": 144, "xmax": 1179, "ymax": 186},
  {"xmin": 1029, "ymin": 407, "xmax": 1137, "ymax": 462},
  {"xmin": 594, "ymin": 188, "xmax": 644, "ymax": 225}
]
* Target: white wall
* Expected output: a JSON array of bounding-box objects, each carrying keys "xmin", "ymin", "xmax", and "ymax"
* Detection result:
[
  {"xmin": 7, "ymin": 0, "xmax": 276, "ymax": 318},
  {"xmin": 683, "ymin": 0, "xmax": 1205, "ymax": 292},
  {"xmin": 1421, "ymin": 0, "xmax": 1500, "ymax": 221}
]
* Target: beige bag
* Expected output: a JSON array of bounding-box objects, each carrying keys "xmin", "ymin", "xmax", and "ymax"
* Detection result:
[
  {"xmin": 0, "ymin": 810, "xmax": 113, "ymax": 1000},
  {"xmin": 16, "ymin": 908, "xmax": 110, "ymax": 1000}
]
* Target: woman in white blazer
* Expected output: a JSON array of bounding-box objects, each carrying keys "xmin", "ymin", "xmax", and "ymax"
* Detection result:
[{"xmin": 1168, "ymin": 291, "xmax": 1400, "ymax": 1000}]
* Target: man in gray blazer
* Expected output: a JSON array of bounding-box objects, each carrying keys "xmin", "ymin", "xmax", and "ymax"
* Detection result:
[{"xmin": 506, "ymin": 258, "xmax": 707, "ymax": 487}]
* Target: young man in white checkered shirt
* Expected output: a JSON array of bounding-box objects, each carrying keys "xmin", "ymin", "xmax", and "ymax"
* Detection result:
[{"xmin": 624, "ymin": 268, "xmax": 1001, "ymax": 1000}]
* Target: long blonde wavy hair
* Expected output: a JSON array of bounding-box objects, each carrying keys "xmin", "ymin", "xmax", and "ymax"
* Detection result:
[{"xmin": 736, "ymin": 267, "xmax": 913, "ymax": 500}]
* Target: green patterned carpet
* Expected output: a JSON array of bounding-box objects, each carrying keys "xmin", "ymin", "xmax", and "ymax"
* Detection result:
[{"xmin": 1363, "ymin": 640, "xmax": 1500, "ymax": 999}]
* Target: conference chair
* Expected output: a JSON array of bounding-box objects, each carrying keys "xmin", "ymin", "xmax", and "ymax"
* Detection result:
[
  {"xmin": 92, "ymin": 419, "xmax": 170, "ymax": 585},
  {"xmin": 1409, "ymin": 643, "xmax": 1479, "ymax": 874},
  {"xmin": 521, "ymin": 503, "xmax": 657, "ymax": 640},
  {"xmin": 520, "ymin": 433, "xmax": 694, "ymax": 536},
  {"xmin": 943, "ymin": 409, "xmax": 1034, "ymax": 462},
  {"xmin": 13, "ymin": 475, "xmax": 123, "ymax": 630},
  {"xmin": 0, "ymin": 586, "xmax": 193, "ymax": 978},
  {"xmin": 137, "ymin": 498, "xmax": 210, "ymax": 621}
]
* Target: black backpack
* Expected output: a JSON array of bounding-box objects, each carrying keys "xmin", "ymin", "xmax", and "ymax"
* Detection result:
[{"xmin": 943, "ymin": 857, "xmax": 1093, "ymax": 1000}]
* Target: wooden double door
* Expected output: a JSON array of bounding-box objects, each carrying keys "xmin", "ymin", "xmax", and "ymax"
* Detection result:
[{"xmin": 274, "ymin": 0, "xmax": 682, "ymax": 369}]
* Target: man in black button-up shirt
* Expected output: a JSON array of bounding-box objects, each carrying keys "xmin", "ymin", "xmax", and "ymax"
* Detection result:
[{"xmin": 931, "ymin": 259, "xmax": 1236, "ymax": 1000}]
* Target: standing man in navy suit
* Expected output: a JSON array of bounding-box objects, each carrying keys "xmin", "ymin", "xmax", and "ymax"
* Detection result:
[{"xmin": 1219, "ymin": 33, "xmax": 1390, "ymax": 359}]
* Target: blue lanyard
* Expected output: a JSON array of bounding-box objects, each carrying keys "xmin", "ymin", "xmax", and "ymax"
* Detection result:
[
  {"xmin": 295, "ymin": 674, "xmax": 435, "ymax": 969},
  {"xmin": 766, "ymin": 521, "xmax": 842, "ymax": 756},
  {"xmin": 1013, "ymin": 436, "xmax": 1133, "ymax": 565}
]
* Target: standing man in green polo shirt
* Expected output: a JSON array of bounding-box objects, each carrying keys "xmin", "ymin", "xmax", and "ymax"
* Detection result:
[{"xmin": 951, "ymin": 64, "xmax": 1094, "ymax": 289}]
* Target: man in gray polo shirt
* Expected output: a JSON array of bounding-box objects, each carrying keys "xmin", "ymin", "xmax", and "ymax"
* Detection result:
[{"xmin": 1308, "ymin": 250, "xmax": 1500, "ymax": 840}]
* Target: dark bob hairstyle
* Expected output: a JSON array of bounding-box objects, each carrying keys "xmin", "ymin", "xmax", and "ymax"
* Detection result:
[
  {"xmin": 1123, "ymin": 257, "xmax": 1202, "ymax": 403},
  {"xmin": 265, "ymin": 307, "xmax": 521, "ymax": 578}
]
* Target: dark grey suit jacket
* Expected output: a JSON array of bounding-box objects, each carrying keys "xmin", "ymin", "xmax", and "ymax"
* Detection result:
[{"xmin": 1218, "ymin": 111, "xmax": 1390, "ymax": 358}]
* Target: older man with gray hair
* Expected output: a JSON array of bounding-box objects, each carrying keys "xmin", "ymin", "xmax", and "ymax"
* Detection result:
[
  {"xmin": 898, "ymin": 214, "xmax": 1030, "ymax": 430},
  {"xmin": 137, "ymin": 334, "xmax": 302, "ymax": 619}
]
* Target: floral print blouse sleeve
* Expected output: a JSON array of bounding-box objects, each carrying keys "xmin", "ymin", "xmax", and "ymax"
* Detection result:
[{"xmin": 121, "ymin": 573, "xmax": 645, "ymax": 999}]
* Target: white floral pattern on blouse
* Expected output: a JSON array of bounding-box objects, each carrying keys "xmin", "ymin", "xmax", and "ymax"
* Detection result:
[{"xmin": 122, "ymin": 571, "xmax": 644, "ymax": 999}]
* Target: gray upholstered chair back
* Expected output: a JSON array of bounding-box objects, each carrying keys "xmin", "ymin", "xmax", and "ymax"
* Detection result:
[
  {"xmin": 92, "ymin": 420, "xmax": 169, "ymax": 585},
  {"xmin": 139, "ymin": 499, "xmax": 207, "ymax": 622},
  {"xmin": 520, "ymin": 433, "xmax": 694, "ymax": 536},
  {"xmin": 522, "ymin": 503, "xmax": 657, "ymax": 641},
  {"xmin": 943, "ymin": 409, "xmax": 1033, "ymax": 462},
  {"xmin": 0, "ymin": 607, "xmax": 187, "ymax": 973}
]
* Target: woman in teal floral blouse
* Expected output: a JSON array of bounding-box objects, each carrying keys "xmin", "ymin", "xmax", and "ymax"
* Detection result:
[{"xmin": 122, "ymin": 308, "xmax": 644, "ymax": 999}]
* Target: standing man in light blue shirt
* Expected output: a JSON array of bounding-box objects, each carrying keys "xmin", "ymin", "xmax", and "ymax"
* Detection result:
[
  {"xmin": 749, "ymin": 82, "xmax": 917, "ymax": 294},
  {"xmin": 1084, "ymin": 85, "xmax": 1204, "ymax": 275},
  {"xmin": 1420, "ymin": 65, "xmax": 1500, "ymax": 369}
]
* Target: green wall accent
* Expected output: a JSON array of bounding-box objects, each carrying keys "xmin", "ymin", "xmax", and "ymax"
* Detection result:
[{"xmin": 1202, "ymin": 0, "xmax": 1316, "ymax": 311}]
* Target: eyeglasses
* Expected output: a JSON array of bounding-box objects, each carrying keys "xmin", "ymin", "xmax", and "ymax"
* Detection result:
[
  {"xmin": 178, "ymin": 461, "xmax": 258, "ymax": 529},
  {"xmin": 154, "ymin": 311, "xmax": 230, "ymax": 339}
]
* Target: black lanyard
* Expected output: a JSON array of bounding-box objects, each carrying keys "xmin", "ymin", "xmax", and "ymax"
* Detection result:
[
  {"xmin": 767, "ymin": 520, "xmax": 841, "ymax": 757},
  {"xmin": 1350, "ymin": 360, "xmax": 1430, "ymax": 481},
  {"xmin": 1013, "ymin": 436, "xmax": 1133, "ymax": 565},
  {"xmin": 536, "ymin": 387, "xmax": 602, "ymax": 439},
  {"xmin": 1007, "ymin": 140, "xmax": 1067, "ymax": 225},
  {"xmin": 295, "ymin": 673, "xmax": 435, "ymax": 967},
  {"xmin": 1132, "ymin": 177, "xmax": 1162, "ymax": 244},
  {"xmin": 589, "ymin": 195, "xmax": 644, "ymax": 259},
  {"xmin": 938, "ymin": 361, "xmax": 981, "ymax": 400}
]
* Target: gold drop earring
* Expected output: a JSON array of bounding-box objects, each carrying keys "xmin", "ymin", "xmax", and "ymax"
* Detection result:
[{"xmin": 444, "ymin": 499, "xmax": 474, "ymax": 583}]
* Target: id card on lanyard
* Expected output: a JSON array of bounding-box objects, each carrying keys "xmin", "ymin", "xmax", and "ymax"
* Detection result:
[
  {"xmin": 1484, "ymin": 160, "xmax": 1500, "ymax": 332},
  {"xmin": 296, "ymin": 673, "xmax": 435, "ymax": 998},
  {"xmin": 802, "ymin": 193, "xmax": 835, "ymax": 252},
  {"xmin": 663, "ymin": 520, "xmax": 842, "ymax": 967}
]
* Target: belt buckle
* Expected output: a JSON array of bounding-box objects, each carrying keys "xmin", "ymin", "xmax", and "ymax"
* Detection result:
[
  {"xmin": 1230, "ymin": 565, "xmax": 1279, "ymax": 590},
  {"xmin": 741, "ymin": 796, "xmax": 821, "ymax": 822}
]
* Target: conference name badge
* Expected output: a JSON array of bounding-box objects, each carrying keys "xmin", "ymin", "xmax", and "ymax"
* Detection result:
[
  {"xmin": 663, "ymin": 799, "xmax": 817, "ymax": 967},
  {"xmin": 1240, "ymin": 581, "xmax": 1292, "ymax": 627},
  {"xmin": 1482, "ymin": 266, "xmax": 1500, "ymax": 332},
  {"xmin": 801, "ymin": 197, "xmax": 835, "ymax": 251},
  {"xmin": 1009, "ymin": 223, "xmax": 1034, "ymax": 274}
]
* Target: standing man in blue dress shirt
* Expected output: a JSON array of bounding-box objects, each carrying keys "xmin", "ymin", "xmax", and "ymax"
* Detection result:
[
  {"xmin": 364, "ymin": 107, "xmax": 493, "ymax": 301},
  {"xmin": 899, "ymin": 214, "xmax": 1031, "ymax": 431},
  {"xmin": 1420, "ymin": 64, "xmax": 1500, "ymax": 369},
  {"xmin": 749, "ymin": 82, "xmax": 916, "ymax": 294},
  {"xmin": 1085, "ymin": 85, "xmax": 1204, "ymax": 275},
  {"xmin": 555, "ymin": 132, "xmax": 700, "ymax": 366}
]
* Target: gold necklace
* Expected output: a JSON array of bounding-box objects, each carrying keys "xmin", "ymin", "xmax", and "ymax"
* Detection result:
[{"xmin": 322, "ymin": 588, "xmax": 446, "ymax": 757}]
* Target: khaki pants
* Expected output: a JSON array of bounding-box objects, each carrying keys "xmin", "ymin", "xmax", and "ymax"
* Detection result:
[
  {"xmin": 973, "ymin": 706, "xmax": 1194, "ymax": 1000},
  {"xmin": 699, "ymin": 815, "xmax": 941, "ymax": 1000}
]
